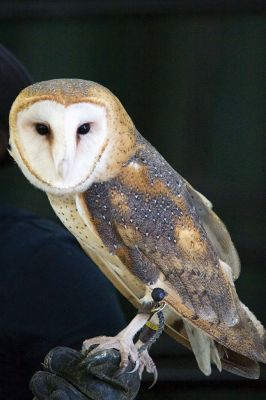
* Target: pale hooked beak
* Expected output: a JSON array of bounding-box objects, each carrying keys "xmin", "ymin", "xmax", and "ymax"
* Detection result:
[
  {"xmin": 52, "ymin": 132, "xmax": 75, "ymax": 179},
  {"xmin": 56, "ymin": 158, "xmax": 69, "ymax": 178}
]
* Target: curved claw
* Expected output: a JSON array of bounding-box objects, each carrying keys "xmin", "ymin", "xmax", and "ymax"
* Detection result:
[
  {"xmin": 114, "ymin": 342, "xmax": 139, "ymax": 376},
  {"xmin": 137, "ymin": 349, "xmax": 158, "ymax": 387},
  {"xmin": 81, "ymin": 312, "xmax": 160, "ymax": 385},
  {"xmin": 128, "ymin": 360, "xmax": 140, "ymax": 374},
  {"xmin": 148, "ymin": 365, "xmax": 158, "ymax": 389},
  {"xmin": 82, "ymin": 334, "xmax": 140, "ymax": 378}
]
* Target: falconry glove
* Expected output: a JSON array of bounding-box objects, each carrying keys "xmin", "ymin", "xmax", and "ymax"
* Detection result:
[{"xmin": 30, "ymin": 347, "xmax": 141, "ymax": 400}]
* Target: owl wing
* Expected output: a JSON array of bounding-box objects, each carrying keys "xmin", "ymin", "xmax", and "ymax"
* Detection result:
[
  {"xmin": 73, "ymin": 131, "xmax": 265, "ymax": 373},
  {"xmin": 109, "ymin": 180, "xmax": 266, "ymax": 366},
  {"xmin": 109, "ymin": 177, "xmax": 240, "ymax": 328},
  {"xmin": 185, "ymin": 182, "xmax": 240, "ymax": 280}
]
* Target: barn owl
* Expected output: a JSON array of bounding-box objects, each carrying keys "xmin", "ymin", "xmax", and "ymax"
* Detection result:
[{"xmin": 9, "ymin": 79, "xmax": 265, "ymax": 380}]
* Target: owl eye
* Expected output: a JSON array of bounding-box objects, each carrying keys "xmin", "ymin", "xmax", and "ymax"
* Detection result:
[
  {"xmin": 35, "ymin": 123, "xmax": 50, "ymax": 136},
  {"xmin": 77, "ymin": 123, "xmax": 91, "ymax": 135}
]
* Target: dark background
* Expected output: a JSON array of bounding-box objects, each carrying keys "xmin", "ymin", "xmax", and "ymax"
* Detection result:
[{"xmin": 0, "ymin": 1, "xmax": 265, "ymax": 398}]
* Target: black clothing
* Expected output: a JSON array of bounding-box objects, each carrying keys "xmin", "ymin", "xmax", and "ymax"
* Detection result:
[
  {"xmin": 0, "ymin": 44, "xmax": 33, "ymax": 126},
  {"xmin": 0, "ymin": 204, "xmax": 125, "ymax": 399}
]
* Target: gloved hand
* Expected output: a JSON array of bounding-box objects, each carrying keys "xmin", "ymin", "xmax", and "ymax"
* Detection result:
[{"xmin": 30, "ymin": 346, "xmax": 141, "ymax": 400}]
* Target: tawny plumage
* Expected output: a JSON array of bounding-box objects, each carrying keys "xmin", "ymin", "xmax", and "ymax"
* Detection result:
[{"xmin": 9, "ymin": 79, "xmax": 265, "ymax": 380}]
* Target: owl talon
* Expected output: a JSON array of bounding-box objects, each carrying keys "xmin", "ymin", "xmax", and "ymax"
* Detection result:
[
  {"xmin": 82, "ymin": 312, "xmax": 154, "ymax": 378},
  {"xmin": 82, "ymin": 335, "xmax": 109, "ymax": 355},
  {"xmin": 128, "ymin": 359, "xmax": 140, "ymax": 374},
  {"xmin": 138, "ymin": 349, "xmax": 158, "ymax": 386},
  {"xmin": 82, "ymin": 334, "xmax": 139, "ymax": 373}
]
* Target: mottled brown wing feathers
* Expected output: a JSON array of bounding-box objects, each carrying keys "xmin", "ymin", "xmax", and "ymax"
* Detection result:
[
  {"xmin": 106, "ymin": 157, "xmax": 240, "ymax": 328},
  {"xmin": 115, "ymin": 219, "xmax": 238, "ymax": 326},
  {"xmin": 185, "ymin": 183, "xmax": 241, "ymax": 280},
  {"xmin": 115, "ymin": 221, "xmax": 266, "ymax": 363},
  {"xmin": 80, "ymin": 136, "xmax": 266, "ymax": 366},
  {"xmin": 218, "ymin": 346, "xmax": 260, "ymax": 379}
]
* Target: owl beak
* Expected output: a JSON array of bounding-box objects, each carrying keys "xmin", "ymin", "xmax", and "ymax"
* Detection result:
[
  {"xmin": 56, "ymin": 158, "xmax": 69, "ymax": 178},
  {"xmin": 52, "ymin": 134, "xmax": 74, "ymax": 179}
]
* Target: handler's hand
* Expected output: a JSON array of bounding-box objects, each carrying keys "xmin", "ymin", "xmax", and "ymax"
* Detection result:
[{"xmin": 30, "ymin": 347, "xmax": 141, "ymax": 400}]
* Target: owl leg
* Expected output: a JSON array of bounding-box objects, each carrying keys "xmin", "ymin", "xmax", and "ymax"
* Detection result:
[
  {"xmin": 82, "ymin": 312, "xmax": 150, "ymax": 371},
  {"xmin": 139, "ymin": 290, "xmax": 153, "ymax": 307},
  {"xmin": 82, "ymin": 288, "xmax": 166, "ymax": 381},
  {"xmin": 134, "ymin": 308, "xmax": 165, "ymax": 385}
]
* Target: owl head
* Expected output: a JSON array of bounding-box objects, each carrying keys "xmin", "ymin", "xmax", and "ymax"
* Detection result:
[{"xmin": 9, "ymin": 79, "xmax": 136, "ymax": 194}]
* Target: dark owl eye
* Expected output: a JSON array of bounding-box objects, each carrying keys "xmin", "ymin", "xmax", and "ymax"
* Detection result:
[
  {"xmin": 35, "ymin": 123, "xmax": 50, "ymax": 136},
  {"xmin": 77, "ymin": 123, "xmax": 91, "ymax": 135}
]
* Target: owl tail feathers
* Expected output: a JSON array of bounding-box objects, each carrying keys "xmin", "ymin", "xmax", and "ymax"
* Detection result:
[
  {"xmin": 183, "ymin": 319, "xmax": 222, "ymax": 376},
  {"xmin": 183, "ymin": 318, "xmax": 263, "ymax": 379}
]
